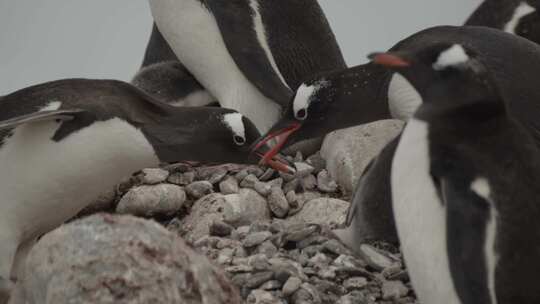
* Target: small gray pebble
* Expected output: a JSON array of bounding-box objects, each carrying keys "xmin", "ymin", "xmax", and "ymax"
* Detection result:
[
  {"xmin": 294, "ymin": 162, "xmax": 315, "ymax": 178},
  {"xmin": 140, "ymin": 168, "xmax": 169, "ymax": 184},
  {"xmin": 294, "ymin": 151, "xmax": 304, "ymax": 162},
  {"xmin": 243, "ymin": 231, "xmax": 273, "ymax": 248},
  {"xmin": 236, "ymin": 169, "xmax": 250, "ymax": 181},
  {"xmin": 322, "ymin": 239, "xmax": 350, "ymax": 256},
  {"xmin": 219, "ymin": 176, "xmax": 239, "ymax": 194},
  {"xmin": 359, "ymin": 244, "xmax": 395, "ymax": 271},
  {"xmin": 167, "ymin": 171, "xmax": 195, "ymax": 186},
  {"xmin": 382, "ymin": 280, "xmax": 409, "ymax": 300},
  {"xmin": 254, "ymin": 181, "xmax": 272, "ymax": 196},
  {"xmin": 282, "ymin": 276, "xmax": 302, "ymax": 297},
  {"xmin": 285, "ymin": 191, "xmax": 297, "ymax": 204},
  {"xmin": 343, "ymin": 277, "xmax": 368, "ymax": 291},
  {"xmin": 259, "ymin": 168, "xmax": 276, "ymax": 181},
  {"xmin": 260, "ymin": 280, "xmax": 283, "ymax": 291},
  {"xmin": 268, "ymin": 178, "xmax": 284, "ymax": 188},
  {"xmin": 283, "ymin": 179, "xmax": 300, "ymax": 194},
  {"xmin": 256, "ymin": 240, "xmax": 278, "ymax": 258},
  {"xmin": 186, "ymin": 181, "xmax": 213, "ymax": 199},
  {"xmin": 240, "ymin": 174, "xmax": 259, "ymax": 189},
  {"xmin": 209, "ymin": 220, "xmax": 234, "ymax": 237},
  {"xmin": 300, "ymin": 174, "xmax": 317, "ymax": 191},
  {"xmin": 246, "ymin": 271, "xmax": 275, "ymax": 289},
  {"xmin": 306, "ymin": 152, "xmax": 326, "ymax": 173},
  {"xmin": 208, "ymin": 168, "xmax": 228, "ymax": 184},
  {"xmin": 268, "ymin": 187, "xmax": 290, "ymax": 218},
  {"xmin": 317, "ymin": 170, "xmax": 338, "ymax": 193},
  {"xmin": 279, "ymin": 171, "xmax": 296, "ymax": 182}
]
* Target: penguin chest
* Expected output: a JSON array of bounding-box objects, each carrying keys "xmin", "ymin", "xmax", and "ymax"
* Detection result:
[
  {"xmin": 0, "ymin": 118, "xmax": 159, "ymax": 240},
  {"xmin": 387, "ymin": 73, "xmax": 423, "ymax": 121},
  {"xmin": 391, "ymin": 119, "xmax": 461, "ymax": 304},
  {"xmin": 148, "ymin": 0, "xmax": 281, "ymax": 133}
]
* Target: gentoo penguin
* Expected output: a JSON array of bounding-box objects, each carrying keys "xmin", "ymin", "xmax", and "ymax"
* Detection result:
[
  {"xmin": 0, "ymin": 78, "xmax": 286, "ymax": 301},
  {"xmin": 132, "ymin": 24, "xmax": 216, "ymax": 107},
  {"xmin": 375, "ymin": 43, "xmax": 540, "ymax": 304},
  {"xmin": 467, "ymin": 0, "xmax": 540, "ymax": 43},
  {"xmin": 333, "ymin": 135, "xmax": 401, "ymax": 249},
  {"xmin": 252, "ymin": 25, "xmax": 540, "ymax": 163},
  {"xmin": 148, "ymin": 0, "xmax": 346, "ymax": 133}
]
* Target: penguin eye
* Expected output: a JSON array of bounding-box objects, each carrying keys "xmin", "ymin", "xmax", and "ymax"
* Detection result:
[
  {"xmin": 295, "ymin": 108, "xmax": 308, "ymax": 120},
  {"xmin": 233, "ymin": 135, "xmax": 246, "ymax": 146}
]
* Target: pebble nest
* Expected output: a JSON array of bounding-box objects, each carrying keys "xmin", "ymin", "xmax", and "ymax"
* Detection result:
[{"xmin": 80, "ymin": 151, "xmax": 418, "ymax": 304}]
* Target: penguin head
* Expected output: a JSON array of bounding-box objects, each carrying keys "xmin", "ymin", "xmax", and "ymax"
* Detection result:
[
  {"xmin": 371, "ymin": 43, "xmax": 501, "ymax": 122},
  {"xmin": 144, "ymin": 108, "xmax": 291, "ymax": 170},
  {"xmin": 514, "ymin": 4, "xmax": 540, "ymax": 44}
]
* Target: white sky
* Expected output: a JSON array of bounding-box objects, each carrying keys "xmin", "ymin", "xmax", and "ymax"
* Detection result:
[{"xmin": 0, "ymin": 0, "xmax": 482, "ymax": 94}]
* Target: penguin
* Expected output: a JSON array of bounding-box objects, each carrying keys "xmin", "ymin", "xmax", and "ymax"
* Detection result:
[
  {"xmin": 148, "ymin": 0, "xmax": 346, "ymax": 133},
  {"xmin": 374, "ymin": 43, "xmax": 540, "ymax": 304},
  {"xmin": 333, "ymin": 135, "xmax": 401, "ymax": 250},
  {"xmin": 466, "ymin": 0, "xmax": 540, "ymax": 43},
  {"xmin": 0, "ymin": 78, "xmax": 288, "ymax": 301},
  {"xmin": 132, "ymin": 24, "xmax": 216, "ymax": 108},
  {"xmin": 252, "ymin": 25, "xmax": 540, "ymax": 165}
]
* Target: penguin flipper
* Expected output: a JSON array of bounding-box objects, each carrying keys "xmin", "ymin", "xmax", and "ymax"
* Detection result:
[
  {"xmin": 0, "ymin": 109, "xmax": 86, "ymax": 130},
  {"xmin": 440, "ymin": 177, "xmax": 494, "ymax": 304}
]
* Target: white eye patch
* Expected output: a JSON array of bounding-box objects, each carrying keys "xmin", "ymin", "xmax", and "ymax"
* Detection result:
[
  {"xmin": 504, "ymin": 2, "xmax": 536, "ymax": 34},
  {"xmin": 292, "ymin": 81, "xmax": 329, "ymax": 119},
  {"xmin": 433, "ymin": 44, "xmax": 470, "ymax": 70},
  {"xmin": 222, "ymin": 113, "xmax": 245, "ymax": 139}
]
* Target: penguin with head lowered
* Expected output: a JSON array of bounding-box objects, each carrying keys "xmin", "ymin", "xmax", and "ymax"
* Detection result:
[
  {"xmin": 0, "ymin": 78, "xmax": 289, "ymax": 301},
  {"xmin": 148, "ymin": 0, "xmax": 346, "ymax": 133},
  {"xmin": 375, "ymin": 43, "xmax": 540, "ymax": 304}
]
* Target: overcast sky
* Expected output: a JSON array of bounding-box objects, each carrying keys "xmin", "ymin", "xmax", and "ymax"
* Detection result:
[{"xmin": 0, "ymin": 0, "xmax": 482, "ymax": 94}]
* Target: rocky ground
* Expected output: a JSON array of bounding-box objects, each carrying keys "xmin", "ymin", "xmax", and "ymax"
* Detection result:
[{"xmin": 16, "ymin": 121, "xmax": 414, "ymax": 304}]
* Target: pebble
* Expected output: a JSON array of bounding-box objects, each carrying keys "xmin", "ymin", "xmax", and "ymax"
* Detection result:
[
  {"xmin": 268, "ymin": 187, "xmax": 290, "ymax": 218},
  {"xmin": 259, "ymin": 168, "xmax": 276, "ymax": 181},
  {"xmin": 382, "ymin": 280, "xmax": 409, "ymax": 300},
  {"xmin": 116, "ymin": 184, "xmax": 186, "ymax": 217},
  {"xmin": 243, "ymin": 231, "xmax": 273, "ymax": 248},
  {"xmin": 254, "ymin": 181, "xmax": 272, "ymax": 196},
  {"xmin": 322, "ymin": 239, "xmax": 350, "ymax": 256},
  {"xmin": 359, "ymin": 244, "xmax": 395, "ymax": 271},
  {"xmin": 247, "ymin": 290, "xmax": 283, "ymax": 304},
  {"xmin": 219, "ymin": 176, "xmax": 240, "ymax": 194},
  {"xmin": 235, "ymin": 169, "xmax": 250, "ymax": 181},
  {"xmin": 282, "ymin": 276, "xmax": 302, "ymax": 297},
  {"xmin": 285, "ymin": 191, "xmax": 297, "ymax": 204},
  {"xmin": 283, "ymin": 179, "xmax": 300, "ymax": 194},
  {"xmin": 248, "ymin": 254, "xmax": 270, "ymax": 271},
  {"xmin": 294, "ymin": 162, "xmax": 315, "ymax": 178},
  {"xmin": 186, "ymin": 181, "xmax": 214, "ymax": 199},
  {"xmin": 246, "ymin": 271, "xmax": 275, "ymax": 289},
  {"xmin": 209, "ymin": 220, "xmax": 234, "ymax": 237},
  {"xmin": 268, "ymin": 178, "xmax": 284, "ymax": 188},
  {"xmin": 285, "ymin": 224, "xmax": 319, "ymax": 242},
  {"xmin": 240, "ymin": 174, "xmax": 260, "ymax": 189},
  {"xmin": 140, "ymin": 168, "xmax": 169, "ymax": 184},
  {"xmin": 260, "ymin": 280, "xmax": 282, "ymax": 291},
  {"xmin": 317, "ymin": 170, "xmax": 338, "ymax": 193},
  {"xmin": 208, "ymin": 168, "xmax": 228, "ymax": 184},
  {"xmin": 256, "ymin": 240, "xmax": 278, "ymax": 258},
  {"xmin": 343, "ymin": 277, "xmax": 368, "ymax": 291},
  {"xmin": 167, "ymin": 171, "xmax": 195, "ymax": 186},
  {"xmin": 306, "ymin": 152, "xmax": 326, "ymax": 173},
  {"xmin": 300, "ymin": 174, "xmax": 317, "ymax": 191}
]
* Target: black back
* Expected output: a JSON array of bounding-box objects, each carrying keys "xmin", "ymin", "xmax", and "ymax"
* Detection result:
[{"xmin": 141, "ymin": 23, "xmax": 179, "ymax": 68}]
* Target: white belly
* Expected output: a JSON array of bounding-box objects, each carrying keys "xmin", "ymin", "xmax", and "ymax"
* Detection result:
[
  {"xmin": 391, "ymin": 119, "xmax": 461, "ymax": 304},
  {"xmin": 148, "ymin": 0, "xmax": 281, "ymax": 133},
  {"xmin": 0, "ymin": 118, "xmax": 159, "ymax": 241}
]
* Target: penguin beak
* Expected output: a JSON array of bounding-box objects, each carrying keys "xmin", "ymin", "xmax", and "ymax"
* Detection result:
[
  {"xmin": 254, "ymin": 150, "xmax": 296, "ymax": 174},
  {"xmin": 250, "ymin": 120, "xmax": 302, "ymax": 168},
  {"xmin": 368, "ymin": 52, "xmax": 410, "ymax": 68}
]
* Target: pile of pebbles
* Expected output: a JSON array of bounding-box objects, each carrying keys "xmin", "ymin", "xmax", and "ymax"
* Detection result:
[{"xmin": 79, "ymin": 151, "xmax": 417, "ymax": 304}]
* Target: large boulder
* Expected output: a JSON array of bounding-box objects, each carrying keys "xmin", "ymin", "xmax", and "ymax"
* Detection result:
[
  {"xmin": 18, "ymin": 214, "xmax": 242, "ymax": 304},
  {"xmin": 320, "ymin": 120, "xmax": 404, "ymax": 193}
]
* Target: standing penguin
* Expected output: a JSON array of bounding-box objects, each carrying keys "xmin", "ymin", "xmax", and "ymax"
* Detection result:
[
  {"xmin": 148, "ymin": 0, "xmax": 346, "ymax": 133},
  {"xmin": 467, "ymin": 0, "xmax": 540, "ymax": 43},
  {"xmin": 0, "ymin": 78, "xmax": 285, "ymax": 301},
  {"xmin": 376, "ymin": 43, "xmax": 540, "ymax": 304}
]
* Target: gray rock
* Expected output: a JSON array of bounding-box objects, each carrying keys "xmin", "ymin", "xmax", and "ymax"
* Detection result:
[
  {"xmin": 306, "ymin": 152, "xmax": 326, "ymax": 173},
  {"xmin": 247, "ymin": 290, "xmax": 284, "ymax": 304},
  {"xmin": 285, "ymin": 191, "xmax": 297, "ymax": 204},
  {"xmin": 283, "ymin": 179, "xmax": 300, "ymax": 194},
  {"xmin": 382, "ymin": 280, "xmax": 409, "ymax": 300},
  {"xmin": 246, "ymin": 271, "xmax": 274, "ymax": 289},
  {"xmin": 116, "ymin": 184, "xmax": 186, "ymax": 217},
  {"xmin": 248, "ymin": 254, "xmax": 270, "ymax": 271},
  {"xmin": 316, "ymin": 170, "xmax": 338, "ymax": 193},
  {"xmin": 254, "ymin": 182, "xmax": 272, "ymax": 197},
  {"xmin": 240, "ymin": 174, "xmax": 260, "ymax": 189},
  {"xmin": 300, "ymin": 174, "xmax": 317, "ymax": 191},
  {"xmin": 208, "ymin": 168, "xmax": 228, "ymax": 184},
  {"xmin": 260, "ymin": 280, "xmax": 282, "ymax": 291},
  {"xmin": 256, "ymin": 241, "xmax": 278, "ymax": 258},
  {"xmin": 22, "ymin": 214, "xmax": 242, "ymax": 304},
  {"xmin": 322, "ymin": 239, "xmax": 350, "ymax": 256},
  {"xmin": 294, "ymin": 151, "xmax": 304, "ymax": 162},
  {"xmin": 219, "ymin": 176, "xmax": 240, "ymax": 195},
  {"xmin": 259, "ymin": 168, "xmax": 276, "ymax": 181},
  {"xmin": 358, "ymin": 244, "xmax": 395, "ymax": 271},
  {"xmin": 337, "ymin": 291, "xmax": 368, "ymax": 304},
  {"xmin": 210, "ymin": 220, "xmax": 234, "ymax": 237},
  {"xmin": 186, "ymin": 181, "xmax": 214, "ymax": 199},
  {"xmin": 222, "ymin": 189, "xmax": 272, "ymax": 227},
  {"xmin": 292, "ymin": 283, "xmax": 321, "ymax": 304},
  {"xmin": 343, "ymin": 277, "xmax": 368, "ymax": 291},
  {"xmin": 235, "ymin": 169, "xmax": 250, "ymax": 181},
  {"xmin": 282, "ymin": 276, "xmax": 302, "ymax": 297},
  {"xmin": 287, "ymin": 198, "xmax": 348, "ymax": 228},
  {"xmin": 179, "ymin": 193, "xmax": 227, "ymax": 242},
  {"xmin": 268, "ymin": 188, "xmax": 290, "ymax": 218},
  {"xmin": 284, "ymin": 224, "xmax": 319, "ymax": 242},
  {"xmin": 244, "ymin": 231, "xmax": 273, "ymax": 248},
  {"xmin": 320, "ymin": 119, "xmax": 404, "ymax": 192},
  {"xmin": 140, "ymin": 168, "xmax": 169, "ymax": 184},
  {"xmin": 268, "ymin": 178, "xmax": 284, "ymax": 188},
  {"xmin": 294, "ymin": 162, "xmax": 315, "ymax": 178},
  {"xmin": 167, "ymin": 171, "xmax": 195, "ymax": 186},
  {"xmin": 78, "ymin": 188, "xmax": 116, "ymax": 216}
]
